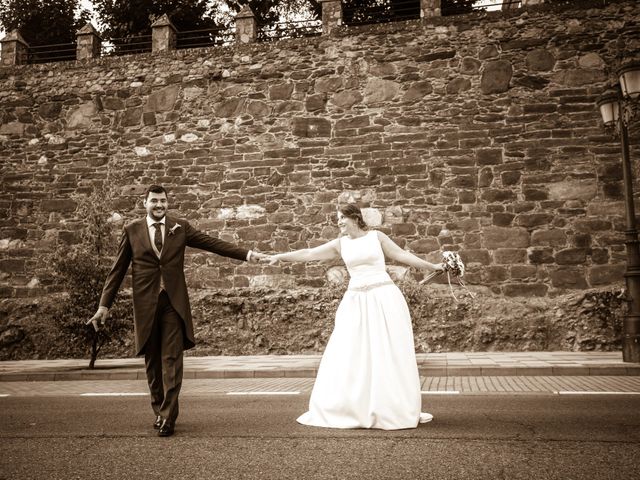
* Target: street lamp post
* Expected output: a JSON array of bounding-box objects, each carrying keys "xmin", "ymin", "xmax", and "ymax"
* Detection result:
[{"xmin": 597, "ymin": 61, "xmax": 640, "ymax": 363}]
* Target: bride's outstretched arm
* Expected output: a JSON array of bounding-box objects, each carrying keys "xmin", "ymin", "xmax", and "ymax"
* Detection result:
[
  {"xmin": 269, "ymin": 238, "xmax": 341, "ymax": 264},
  {"xmin": 376, "ymin": 231, "xmax": 443, "ymax": 272}
]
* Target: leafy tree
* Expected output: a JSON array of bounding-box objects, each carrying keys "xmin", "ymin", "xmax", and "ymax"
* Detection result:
[
  {"xmin": 0, "ymin": 0, "xmax": 90, "ymax": 45},
  {"xmin": 441, "ymin": 0, "xmax": 475, "ymax": 16},
  {"xmin": 93, "ymin": 0, "xmax": 223, "ymax": 50},
  {"xmin": 93, "ymin": 1, "xmax": 322, "ymax": 46},
  {"xmin": 342, "ymin": 0, "xmax": 420, "ymax": 25},
  {"xmin": 342, "ymin": 0, "xmax": 475, "ymax": 25},
  {"xmin": 217, "ymin": 0, "xmax": 320, "ymax": 41}
]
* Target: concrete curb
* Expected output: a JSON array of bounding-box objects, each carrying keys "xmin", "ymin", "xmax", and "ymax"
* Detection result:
[{"xmin": 1, "ymin": 365, "xmax": 639, "ymax": 382}]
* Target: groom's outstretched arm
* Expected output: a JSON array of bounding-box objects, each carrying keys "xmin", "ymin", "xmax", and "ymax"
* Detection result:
[
  {"xmin": 87, "ymin": 228, "xmax": 133, "ymax": 331},
  {"xmin": 183, "ymin": 220, "xmax": 253, "ymax": 262}
]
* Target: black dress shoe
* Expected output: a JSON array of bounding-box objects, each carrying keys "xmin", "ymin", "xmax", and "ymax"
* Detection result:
[
  {"xmin": 153, "ymin": 415, "xmax": 163, "ymax": 429},
  {"xmin": 158, "ymin": 419, "xmax": 175, "ymax": 437}
]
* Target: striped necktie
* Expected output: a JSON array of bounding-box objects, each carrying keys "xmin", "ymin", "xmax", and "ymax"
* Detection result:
[{"xmin": 152, "ymin": 223, "xmax": 163, "ymax": 253}]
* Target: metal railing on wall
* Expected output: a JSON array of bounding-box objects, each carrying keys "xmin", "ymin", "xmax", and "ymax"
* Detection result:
[
  {"xmin": 101, "ymin": 34, "xmax": 152, "ymax": 57},
  {"xmin": 258, "ymin": 19, "xmax": 322, "ymax": 42},
  {"xmin": 27, "ymin": 41, "xmax": 76, "ymax": 64},
  {"xmin": 0, "ymin": 1, "xmax": 553, "ymax": 66},
  {"xmin": 176, "ymin": 26, "xmax": 235, "ymax": 49}
]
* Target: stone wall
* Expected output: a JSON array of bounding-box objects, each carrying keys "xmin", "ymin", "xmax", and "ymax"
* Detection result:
[{"xmin": 1, "ymin": 0, "xmax": 640, "ymax": 299}]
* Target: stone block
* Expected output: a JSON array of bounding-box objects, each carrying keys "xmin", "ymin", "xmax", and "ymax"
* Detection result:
[
  {"xmin": 555, "ymin": 248, "xmax": 588, "ymax": 265},
  {"xmin": 492, "ymin": 213, "xmax": 514, "ymax": 227},
  {"xmin": 481, "ymin": 189, "xmax": 516, "ymax": 202},
  {"xmin": 510, "ymin": 265, "xmax": 537, "ymax": 279},
  {"xmin": 531, "ymin": 229, "xmax": 567, "ymax": 247},
  {"xmin": 458, "ymin": 190, "xmax": 476, "ymax": 204},
  {"xmin": 362, "ymin": 208, "xmax": 382, "ymax": 227},
  {"xmin": 269, "ymin": 83, "xmax": 294, "ymax": 100},
  {"xmin": 502, "ymin": 283, "xmax": 548, "ymax": 297},
  {"xmin": 501, "ymin": 171, "xmax": 521, "ymax": 186},
  {"xmin": 481, "ymin": 60, "xmax": 512, "ymax": 94},
  {"xmin": 237, "ymin": 226, "xmax": 276, "ymax": 242},
  {"xmin": 144, "ymin": 85, "xmax": 179, "ymax": 112},
  {"xmin": 588, "ymin": 264, "xmax": 625, "ymax": 286},
  {"xmin": 446, "ymin": 78, "xmax": 471, "ymax": 94},
  {"xmin": 548, "ymin": 180, "xmax": 597, "ymax": 201},
  {"xmin": 402, "ymin": 81, "xmax": 433, "ymax": 101},
  {"xmin": 41, "ymin": 199, "xmax": 77, "ymax": 212},
  {"xmin": 38, "ymin": 102, "xmax": 62, "ymax": 120},
  {"xmin": 246, "ymin": 100, "xmax": 270, "ymax": 118},
  {"xmin": 494, "ymin": 248, "xmax": 527, "ymax": 264},
  {"xmin": 121, "ymin": 107, "xmax": 142, "ymax": 127},
  {"xmin": 549, "ymin": 267, "xmax": 588, "ymax": 289},
  {"xmin": 314, "ymin": 76, "xmax": 343, "ymax": 93},
  {"xmin": 523, "ymin": 188, "xmax": 548, "ymax": 201},
  {"xmin": 445, "ymin": 175, "xmax": 477, "ymax": 189},
  {"xmin": 478, "ymin": 167, "xmax": 494, "ymax": 188},
  {"xmin": 460, "ymin": 57, "xmax": 481, "ymax": 75},
  {"xmin": 460, "ymin": 249, "xmax": 491, "ymax": 265},
  {"xmin": 291, "ymin": 117, "xmax": 331, "ymax": 138},
  {"xmin": 574, "ymin": 219, "xmax": 612, "ymax": 232},
  {"xmin": 216, "ymin": 98, "xmax": 246, "ymax": 118},
  {"xmin": 484, "ymin": 227, "xmax": 529, "ymax": 248},
  {"xmin": 392, "ymin": 223, "xmax": 416, "ymax": 236},
  {"xmin": 483, "ymin": 266, "xmax": 508, "ymax": 283},
  {"xmin": 479, "ymin": 45, "xmax": 499, "ymax": 60},
  {"xmin": 526, "ymin": 49, "xmax": 555, "ymax": 71},
  {"xmin": 0, "ymin": 259, "xmax": 25, "ymax": 273},
  {"xmin": 103, "ymin": 97, "xmax": 125, "ymax": 110},
  {"xmin": 364, "ymin": 78, "xmax": 400, "ymax": 103},
  {"xmin": 306, "ymin": 93, "xmax": 327, "ymax": 111},
  {"xmin": 477, "ymin": 149, "xmax": 503, "ymax": 165},
  {"xmin": 528, "ymin": 247, "xmax": 554, "ymax": 264},
  {"xmin": 335, "ymin": 115, "xmax": 370, "ymax": 129},
  {"xmin": 590, "ymin": 248, "xmax": 609, "ymax": 264},
  {"xmin": 516, "ymin": 213, "xmax": 553, "ymax": 228},
  {"xmin": 330, "ymin": 90, "xmax": 362, "ymax": 109},
  {"xmin": 408, "ymin": 238, "xmax": 439, "ymax": 254}
]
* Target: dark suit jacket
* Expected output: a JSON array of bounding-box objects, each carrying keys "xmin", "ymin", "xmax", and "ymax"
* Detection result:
[{"xmin": 99, "ymin": 215, "xmax": 249, "ymax": 355}]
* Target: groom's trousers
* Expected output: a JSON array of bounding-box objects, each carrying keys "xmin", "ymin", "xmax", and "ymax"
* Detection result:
[{"xmin": 144, "ymin": 290, "xmax": 184, "ymax": 424}]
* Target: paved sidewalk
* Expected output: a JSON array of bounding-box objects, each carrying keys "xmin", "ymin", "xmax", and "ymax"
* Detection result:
[{"xmin": 1, "ymin": 352, "xmax": 638, "ymax": 382}]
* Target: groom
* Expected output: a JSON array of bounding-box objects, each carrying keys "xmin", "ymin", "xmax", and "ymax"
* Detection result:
[{"xmin": 88, "ymin": 184, "xmax": 264, "ymax": 437}]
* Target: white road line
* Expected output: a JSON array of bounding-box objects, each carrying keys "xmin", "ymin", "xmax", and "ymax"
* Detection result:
[
  {"xmin": 80, "ymin": 393, "xmax": 147, "ymax": 396},
  {"xmin": 227, "ymin": 391, "xmax": 300, "ymax": 395},
  {"xmin": 421, "ymin": 390, "xmax": 460, "ymax": 395},
  {"xmin": 0, "ymin": 394, "xmax": 9, "ymax": 397},
  {"xmin": 555, "ymin": 391, "xmax": 640, "ymax": 395}
]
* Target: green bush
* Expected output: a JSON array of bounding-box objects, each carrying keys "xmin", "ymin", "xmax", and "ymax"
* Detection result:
[{"xmin": 48, "ymin": 185, "xmax": 133, "ymax": 368}]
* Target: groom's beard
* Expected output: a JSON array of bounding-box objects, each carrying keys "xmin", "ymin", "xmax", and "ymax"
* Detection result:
[{"xmin": 150, "ymin": 208, "xmax": 166, "ymax": 221}]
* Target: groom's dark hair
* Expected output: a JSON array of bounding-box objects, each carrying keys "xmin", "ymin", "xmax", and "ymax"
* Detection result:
[{"xmin": 144, "ymin": 184, "xmax": 167, "ymax": 199}]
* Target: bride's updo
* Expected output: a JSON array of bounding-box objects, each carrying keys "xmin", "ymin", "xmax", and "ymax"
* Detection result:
[{"xmin": 338, "ymin": 204, "xmax": 368, "ymax": 230}]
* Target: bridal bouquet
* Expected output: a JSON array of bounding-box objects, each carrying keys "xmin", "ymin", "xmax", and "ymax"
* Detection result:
[{"xmin": 420, "ymin": 251, "xmax": 475, "ymax": 301}]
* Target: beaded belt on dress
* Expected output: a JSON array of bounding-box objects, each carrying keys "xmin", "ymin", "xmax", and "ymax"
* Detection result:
[{"xmin": 348, "ymin": 281, "xmax": 394, "ymax": 292}]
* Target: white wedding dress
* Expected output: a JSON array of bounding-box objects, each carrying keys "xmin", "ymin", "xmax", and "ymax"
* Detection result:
[{"xmin": 297, "ymin": 230, "xmax": 432, "ymax": 430}]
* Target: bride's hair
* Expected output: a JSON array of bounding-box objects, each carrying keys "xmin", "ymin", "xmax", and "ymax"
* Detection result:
[{"xmin": 338, "ymin": 204, "xmax": 368, "ymax": 230}]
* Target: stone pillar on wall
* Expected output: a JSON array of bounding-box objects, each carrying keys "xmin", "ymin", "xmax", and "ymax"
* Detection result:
[
  {"xmin": 236, "ymin": 5, "xmax": 257, "ymax": 44},
  {"xmin": 0, "ymin": 30, "xmax": 29, "ymax": 66},
  {"xmin": 76, "ymin": 23, "xmax": 101, "ymax": 61},
  {"xmin": 421, "ymin": 0, "xmax": 441, "ymax": 17},
  {"xmin": 151, "ymin": 14, "xmax": 177, "ymax": 53},
  {"xmin": 320, "ymin": 0, "xmax": 342, "ymax": 34}
]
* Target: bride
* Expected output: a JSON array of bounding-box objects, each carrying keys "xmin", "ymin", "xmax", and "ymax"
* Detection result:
[{"xmin": 264, "ymin": 204, "xmax": 444, "ymax": 430}]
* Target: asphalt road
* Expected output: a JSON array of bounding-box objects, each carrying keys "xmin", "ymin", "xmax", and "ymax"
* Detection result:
[{"xmin": 2, "ymin": 394, "xmax": 639, "ymax": 480}]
